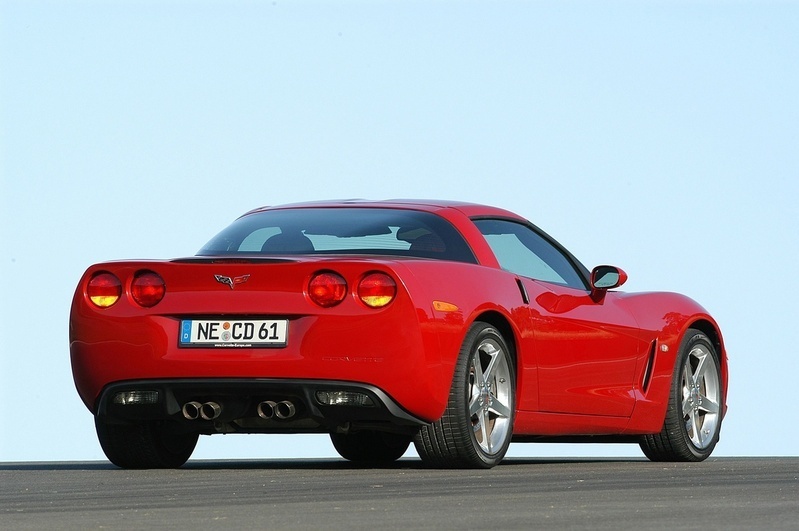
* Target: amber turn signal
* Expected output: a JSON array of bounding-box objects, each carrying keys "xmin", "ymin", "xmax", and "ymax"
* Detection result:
[
  {"xmin": 358, "ymin": 272, "xmax": 396, "ymax": 308},
  {"xmin": 87, "ymin": 272, "xmax": 122, "ymax": 308}
]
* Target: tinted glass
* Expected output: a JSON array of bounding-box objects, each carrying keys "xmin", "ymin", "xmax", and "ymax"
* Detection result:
[
  {"xmin": 474, "ymin": 219, "xmax": 587, "ymax": 289},
  {"xmin": 198, "ymin": 208, "xmax": 477, "ymax": 264}
]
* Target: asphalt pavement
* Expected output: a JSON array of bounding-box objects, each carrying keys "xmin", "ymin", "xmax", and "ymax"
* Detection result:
[{"xmin": 1, "ymin": 457, "xmax": 797, "ymax": 529}]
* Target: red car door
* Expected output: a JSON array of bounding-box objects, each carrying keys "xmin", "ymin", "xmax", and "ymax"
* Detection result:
[{"xmin": 521, "ymin": 278, "xmax": 642, "ymax": 417}]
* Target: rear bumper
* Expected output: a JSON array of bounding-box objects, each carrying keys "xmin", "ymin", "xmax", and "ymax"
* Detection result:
[{"xmin": 97, "ymin": 378, "xmax": 427, "ymax": 435}]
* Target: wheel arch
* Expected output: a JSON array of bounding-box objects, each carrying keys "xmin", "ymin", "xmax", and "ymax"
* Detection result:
[
  {"xmin": 686, "ymin": 317, "xmax": 729, "ymax": 410},
  {"xmin": 688, "ymin": 319, "xmax": 723, "ymax": 359},
  {"xmin": 471, "ymin": 310, "xmax": 518, "ymax": 374}
]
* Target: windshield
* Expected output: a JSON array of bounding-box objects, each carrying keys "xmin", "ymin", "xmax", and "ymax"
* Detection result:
[{"xmin": 198, "ymin": 207, "xmax": 477, "ymax": 264}]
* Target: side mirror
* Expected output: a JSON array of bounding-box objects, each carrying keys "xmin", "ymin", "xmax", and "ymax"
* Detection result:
[{"xmin": 590, "ymin": 265, "xmax": 628, "ymax": 291}]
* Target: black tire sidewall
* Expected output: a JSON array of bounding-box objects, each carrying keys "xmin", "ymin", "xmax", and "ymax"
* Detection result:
[
  {"xmin": 455, "ymin": 323, "xmax": 515, "ymax": 467},
  {"xmin": 95, "ymin": 417, "xmax": 197, "ymax": 469},
  {"xmin": 671, "ymin": 330, "xmax": 723, "ymax": 460},
  {"xmin": 330, "ymin": 431, "xmax": 411, "ymax": 463}
]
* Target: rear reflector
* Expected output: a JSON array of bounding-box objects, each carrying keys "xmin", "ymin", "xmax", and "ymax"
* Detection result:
[
  {"xmin": 113, "ymin": 390, "xmax": 159, "ymax": 405},
  {"xmin": 315, "ymin": 390, "xmax": 375, "ymax": 407}
]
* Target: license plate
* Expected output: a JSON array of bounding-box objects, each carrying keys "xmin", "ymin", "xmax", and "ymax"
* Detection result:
[{"xmin": 179, "ymin": 319, "xmax": 288, "ymax": 348}]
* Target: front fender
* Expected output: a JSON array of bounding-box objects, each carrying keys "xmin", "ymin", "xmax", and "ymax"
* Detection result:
[{"xmin": 618, "ymin": 292, "xmax": 728, "ymax": 433}]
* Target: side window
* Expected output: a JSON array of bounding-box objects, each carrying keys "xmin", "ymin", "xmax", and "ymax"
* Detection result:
[{"xmin": 474, "ymin": 219, "xmax": 587, "ymax": 289}]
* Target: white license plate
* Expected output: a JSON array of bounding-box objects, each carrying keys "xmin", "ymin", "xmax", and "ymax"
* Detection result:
[{"xmin": 179, "ymin": 319, "xmax": 288, "ymax": 348}]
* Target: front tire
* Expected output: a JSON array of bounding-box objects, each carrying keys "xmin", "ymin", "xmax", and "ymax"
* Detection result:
[
  {"xmin": 414, "ymin": 322, "xmax": 515, "ymax": 468},
  {"xmin": 640, "ymin": 329, "xmax": 723, "ymax": 461},
  {"xmin": 96, "ymin": 417, "xmax": 198, "ymax": 469}
]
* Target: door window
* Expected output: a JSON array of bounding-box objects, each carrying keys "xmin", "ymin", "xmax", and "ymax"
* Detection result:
[{"xmin": 474, "ymin": 219, "xmax": 587, "ymax": 289}]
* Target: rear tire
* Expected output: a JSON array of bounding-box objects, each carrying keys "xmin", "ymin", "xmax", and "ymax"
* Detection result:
[
  {"xmin": 414, "ymin": 322, "xmax": 515, "ymax": 468},
  {"xmin": 640, "ymin": 329, "xmax": 723, "ymax": 461},
  {"xmin": 96, "ymin": 417, "xmax": 198, "ymax": 469},
  {"xmin": 330, "ymin": 431, "xmax": 412, "ymax": 464}
]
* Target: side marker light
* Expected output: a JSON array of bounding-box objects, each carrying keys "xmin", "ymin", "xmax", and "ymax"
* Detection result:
[{"xmin": 433, "ymin": 300, "xmax": 459, "ymax": 312}]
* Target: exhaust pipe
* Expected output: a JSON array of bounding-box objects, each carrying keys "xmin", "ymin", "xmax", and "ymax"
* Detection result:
[
  {"xmin": 257, "ymin": 400, "xmax": 277, "ymax": 419},
  {"xmin": 275, "ymin": 400, "xmax": 296, "ymax": 419},
  {"xmin": 256, "ymin": 400, "xmax": 296, "ymax": 420},
  {"xmin": 200, "ymin": 401, "xmax": 222, "ymax": 421},
  {"xmin": 182, "ymin": 401, "xmax": 222, "ymax": 421},
  {"xmin": 182, "ymin": 401, "xmax": 202, "ymax": 420}
]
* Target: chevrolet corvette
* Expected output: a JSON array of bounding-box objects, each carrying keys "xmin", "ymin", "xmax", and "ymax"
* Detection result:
[{"xmin": 70, "ymin": 200, "xmax": 728, "ymax": 469}]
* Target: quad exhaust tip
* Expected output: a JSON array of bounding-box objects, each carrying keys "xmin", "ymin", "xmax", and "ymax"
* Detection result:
[{"xmin": 182, "ymin": 399, "xmax": 296, "ymax": 421}]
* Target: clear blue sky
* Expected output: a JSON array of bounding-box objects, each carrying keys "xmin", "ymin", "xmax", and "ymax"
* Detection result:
[{"xmin": 2, "ymin": 1, "xmax": 797, "ymax": 461}]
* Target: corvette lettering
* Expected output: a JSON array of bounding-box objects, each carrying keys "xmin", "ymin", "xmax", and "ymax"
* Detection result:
[{"xmin": 214, "ymin": 274, "xmax": 250, "ymax": 289}]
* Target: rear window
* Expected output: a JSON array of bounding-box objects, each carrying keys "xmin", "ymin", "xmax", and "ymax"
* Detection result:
[{"xmin": 198, "ymin": 207, "xmax": 477, "ymax": 264}]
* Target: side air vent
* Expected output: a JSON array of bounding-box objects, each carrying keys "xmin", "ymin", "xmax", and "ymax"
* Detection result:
[
  {"xmin": 641, "ymin": 340, "xmax": 657, "ymax": 393},
  {"xmin": 515, "ymin": 278, "xmax": 530, "ymax": 304}
]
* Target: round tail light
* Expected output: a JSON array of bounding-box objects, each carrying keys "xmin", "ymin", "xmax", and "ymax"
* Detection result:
[
  {"xmin": 308, "ymin": 271, "xmax": 347, "ymax": 308},
  {"xmin": 87, "ymin": 272, "xmax": 122, "ymax": 308},
  {"xmin": 131, "ymin": 271, "xmax": 166, "ymax": 307},
  {"xmin": 358, "ymin": 272, "xmax": 396, "ymax": 308}
]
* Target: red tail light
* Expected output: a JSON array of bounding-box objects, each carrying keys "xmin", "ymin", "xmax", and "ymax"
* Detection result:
[
  {"xmin": 358, "ymin": 272, "xmax": 396, "ymax": 308},
  {"xmin": 308, "ymin": 271, "xmax": 347, "ymax": 308},
  {"xmin": 87, "ymin": 272, "xmax": 122, "ymax": 308},
  {"xmin": 131, "ymin": 271, "xmax": 166, "ymax": 307}
]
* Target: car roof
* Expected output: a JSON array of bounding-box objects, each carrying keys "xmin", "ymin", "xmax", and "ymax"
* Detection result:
[{"xmin": 243, "ymin": 199, "xmax": 525, "ymax": 221}]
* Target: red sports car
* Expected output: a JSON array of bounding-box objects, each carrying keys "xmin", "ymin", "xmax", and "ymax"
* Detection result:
[{"xmin": 70, "ymin": 200, "xmax": 728, "ymax": 469}]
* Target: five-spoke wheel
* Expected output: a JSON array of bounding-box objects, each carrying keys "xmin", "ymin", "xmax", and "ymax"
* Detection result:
[
  {"xmin": 415, "ymin": 322, "xmax": 515, "ymax": 468},
  {"xmin": 641, "ymin": 329, "xmax": 723, "ymax": 461}
]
